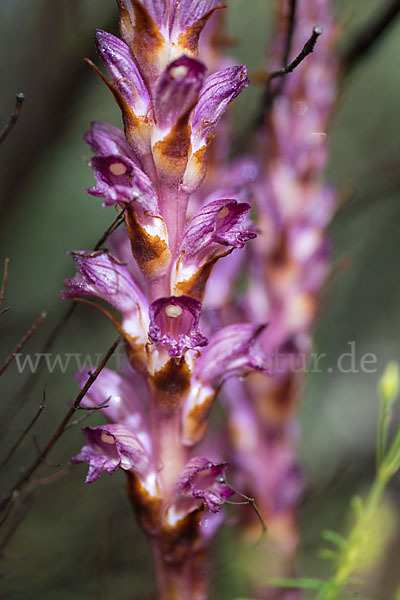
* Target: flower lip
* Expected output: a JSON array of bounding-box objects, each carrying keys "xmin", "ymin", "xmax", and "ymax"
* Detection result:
[
  {"xmin": 148, "ymin": 295, "xmax": 208, "ymax": 357},
  {"xmin": 71, "ymin": 424, "xmax": 152, "ymax": 484},
  {"xmin": 178, "ymin": 457, "xmax": 234, "ymax": 513}
]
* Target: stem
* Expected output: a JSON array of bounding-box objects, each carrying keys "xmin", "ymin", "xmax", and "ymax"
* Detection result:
[
  {"xmin": 158, "ymin": 186, "xmax": 189, "ymax": 265},
  {"xmin": 153, "ymin": 407, "xmax": 186, "ymax": 503},
  {"xmin": 151, "ymin": 541, "xmax": 206, "ymax": 600},
  {"xmin": 316, "ymin": 472, "xmax": 388, "ymax": 600}
]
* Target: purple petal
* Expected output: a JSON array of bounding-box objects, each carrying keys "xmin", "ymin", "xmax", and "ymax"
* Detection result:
[
  {"xmin": 87, "ymin": 154, "xmax": 158, "ymax": 210},
  {"xmin": 191, "ymin": 66, "xmax": 249, "ymax": 152},
  {"xmin": 72, "ymin": 424, "xmax": 153, "ymax": 485},
  {"xmin": 194, "ymin": 323, "xmax": 267, "ymax": 388},
  {"xmin": 75, "ymin": 368, "xmax": 151, "ymax": 453},
  {"xmin": 182, "ymin": 198, "xmax": 255, "ymax": 264},
  {"xmin": 148, "ymin": 295, "xmax": 208, "ymax": 357},
  {"xmin": 84, "ymin": 121, "xmax": 139, "ymax": 162},
  {"xmin": 177, "ymin": 457, "xmax": 234, "ymax": 513},
  {"xmin": 95, "ymin": 30, "xmax": 150, "ymax": 116},
  {"xmin": 62, "ymin": 251, "xmax": 149, "ymax": 341},
  {"xmin": 173, "ymin": 198, "xmax": 255, "ymax": 299},
  {"xmin": 154, "ymin": 56, "xmax": 206, "ymax": 133},
  {"xmin": 175, "ymin": 0, "xmax": 223, "ymax": 31}
]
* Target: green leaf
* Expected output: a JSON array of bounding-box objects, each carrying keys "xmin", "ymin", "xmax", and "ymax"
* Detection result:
[
  {"xmin": 322, "ymin": 529, "xmax": 347, "ymax": 549},
  {"xmin": 319, "ymin": 548, "xmax": 339, "ymax": 563},
  {"xmin": 268, "ymin": 577, "xmax": 323, "ymax": 590}
]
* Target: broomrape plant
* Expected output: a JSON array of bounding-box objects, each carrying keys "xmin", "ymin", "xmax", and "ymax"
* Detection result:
[{"xmin": 62, "ymin": 1, "xmax": 265, "ymax": 598}]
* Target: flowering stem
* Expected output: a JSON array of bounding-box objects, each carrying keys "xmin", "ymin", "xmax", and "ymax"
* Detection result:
[{"xmin": 151, "ymin": 540, "xmax": 206, "ymax": 600}]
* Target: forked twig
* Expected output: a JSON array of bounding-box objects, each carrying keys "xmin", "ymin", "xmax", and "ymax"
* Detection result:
[
  {"xmin": 0, "ymin": 93, "xmax": 25, "ymax": 144},
  {"xmin": 0, "ymin": 389, "xmax": 47, "ymax": 470},
  {"xmin": 0, "ymin": 311, "xmax": 47, "ymax": 377},
  {"xmin": 268, "ymin": 26, "xmax": 323, "ymax": 82},
  {"xmin": 255, "ymin": 25, "xmax": 322, "ymax": 130},
  {"xmin": 216, "ymin": 475, "xmax": 268, "ymax": 534}
]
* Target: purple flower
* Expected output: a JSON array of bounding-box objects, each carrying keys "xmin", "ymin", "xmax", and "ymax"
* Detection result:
[
  {"xmin": 95, "ymin": 30, "xmax": 150, "ymax": 118},
  {"xmin": 165, "ymin": 458, "xmax": 234, "ymax": 525},
  {"xmin": 182, "ymin": 66, "xmax": 250, "ymax": 192},
  {"xmin": 75, "ymin": 368, "xmax": 151, "ymax": 453},
  {"xmin": 193, "ymin": 323, "xmax": 267, "ymax": 388},
  {"xmin": 173, "ymin": 198, "xmax": 256, "ymax": 299},
  {"xmin": 148, "ymin": 295, "xmax": 208, "ymax": 357},
  {"xmin": 181, "ymin": 324, "xmax": 267, "ymax": 445},
  {"xmin": 154, "ymin": 56, "xmax": 206, "ymax": 134},
  {"xmin": 87, "ymin": 155, "xmax": 157, "ymax": 208},
  {"xmin": 84, "ymin": 121, "xmax": 140, "ymax": 161},
  {"xmin": 177, "ymin": 458, "xmax": 234, "ymax": 513},
  {"xmin": 62, "ymin": 251, "xmax": 149, "ymax": 343},
  {"xmin": 72, "ymin": 424, "xmax": 155, "ymax": 491}
]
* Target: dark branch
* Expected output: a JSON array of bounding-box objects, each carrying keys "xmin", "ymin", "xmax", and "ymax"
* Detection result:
[
  {"xmin": 255, "ymin": 25, "xmax": 322, "ymax": 130},
  {"xmin": 341, "ymin": 0, "xmax": 400, "ymax": 77},
  {"xmin": 268, "ymin": 26, "xmax": 323, "ymax": 81},
  {"xmin": 0, "ymin": 93, "xmax": 25, "ymax": 145},
  {"xmin": 0, "ymin": 390, "xmax": 47, "ymax": 471},
  {"xmin": 0, "ymin": 311, "xmax": 47, "ymax": 377},
  {"xmin": 281, "ymin": 0, "xmax": 298, "ymax": 71},
  {"xmin": 0, "ymin": 337, "xmax": 121, "ymax": 515}
]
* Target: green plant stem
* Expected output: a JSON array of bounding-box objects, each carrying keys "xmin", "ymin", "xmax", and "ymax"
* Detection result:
[{"xmin": 316, "ymin": 472, "xmax": 388, "ymax": 600}]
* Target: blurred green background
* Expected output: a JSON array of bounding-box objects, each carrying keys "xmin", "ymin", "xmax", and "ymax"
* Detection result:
[{"xmin": 0, "ymin": 0, "xmax": 400, "ymax": 598}]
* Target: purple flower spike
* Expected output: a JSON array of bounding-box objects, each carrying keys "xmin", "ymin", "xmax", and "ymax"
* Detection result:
[
  {"xmin": 154, "ymin": 56, "xmax": 207, "ymax": 134},
  {"xmin": 84, "ymin": 121, "xmax": 140, "ymax": 162},
  {"xmin": 148, "ymin": 295, "xmax": 208, "ymax": 357},
  {"xmin": 88, "ymin": 155, "xmax": 157, "ymax": 210},
  {"xmin": 194, "ymin": 323, "xmax": 267, "ymax": 388},
  {"xmin": 95, "ymin": 30, "xmax": 150, "ymax": 117},
  {"xmin": 178, "ymin": 457, "xmax": 234, "ymax": 513},
  {"xmin": 182, "ymin": 65, "xmax": 249, "ymax": 191},
  {"xmin": 72, "ymin": 424, "xmax": 153, "ymax": 485},
  {"xmin": 62, "ymin": 251, "xmax": 149, "ymax": 342},
  {"xmin": 173, "ymin": 198, "xmax": 256, "ymax": 299}
]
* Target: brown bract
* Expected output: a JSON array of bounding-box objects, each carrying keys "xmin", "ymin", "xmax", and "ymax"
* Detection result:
[
  {"xmin": 125, "ymin": 471, "xmax": 162, "ymax": 534},
  {"xmin": 177, "ymin": 5, "xmax": 226, "ymax": 55},
  {"xmin": 150, "ymin": 357, "xmax": 191, "ymax": 411},
  {"xmin": 118, "ymin": 0, "xmax": 165, "ymax": 86},
  {"xmin": 174, "ymin": 249, "xmax": 232, "ymax": 301},
  {"xmin": 152, "ymin": 111, "xmax": 193, "ymax": 185},
  {"xmin": 125, "ymin": 206, "xmax": 171, "ymax": 277}
]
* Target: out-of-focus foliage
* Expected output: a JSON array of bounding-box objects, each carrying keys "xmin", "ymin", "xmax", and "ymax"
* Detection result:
[{"xmin": 0, "ymin": 0, "xmax": 399, "ymax": 598}]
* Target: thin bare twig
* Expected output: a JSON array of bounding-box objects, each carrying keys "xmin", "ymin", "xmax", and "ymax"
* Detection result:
[
  {"xmin": 281, "ymin": 0, "xmax": 298, "ymax": 74},
  {"xmin": 254, "ymin": 25, "xmax": 322, "ymax": 131},
  {"xmin": 0, "ymin": 390, "xmax": 47, "ymax": 471},
  {"xmin": 341, "ymin": 0, "xmax": 400, "ymax": 77},
  {"xmin": 268, "ymin": 25, "xmax": 323, "ymax": 82},
  {"xmin": 0, "ymin": 94, "xmax": 25, "ymax": 145},
  {"xmin": 0, "ymin": 337, "xmax": 121, "ymax": 514},
  {"xmin": 0, "ymin": 311, "xmax": 47, "ymax": 377},
  {"xmin": 0, "ymin": 488, "xmax": 37, "ymax": 556},
  {"xmin": 0, "ymin": 258, "xmax": 10, "ymax": 305}
]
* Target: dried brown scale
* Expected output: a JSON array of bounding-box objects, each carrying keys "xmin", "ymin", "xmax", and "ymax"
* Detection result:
[
  {"xmin": 125, "ymin": 206, "xmax": 171, "ymax": 276},
  {"xmin": 150, "ymin": 358, "xmax": 191, "ymax": 411}
]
